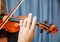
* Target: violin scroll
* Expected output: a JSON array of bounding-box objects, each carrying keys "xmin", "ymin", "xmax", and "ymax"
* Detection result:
[{"xmin": 49, "ymin": 24, "xmax": 58, "ymax": 34}]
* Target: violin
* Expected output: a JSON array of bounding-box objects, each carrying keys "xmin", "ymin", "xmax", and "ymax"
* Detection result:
[
  {"xmin": 0, "ymin": 0, "xmax": 58, "ymax": 34},
  {"xmin": 0, "ymin": 15, "xmax": 58, "ymax": 34}
]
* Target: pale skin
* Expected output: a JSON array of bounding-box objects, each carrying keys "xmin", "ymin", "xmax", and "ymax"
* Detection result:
[
  {"xmin": 0, "ymin": 37, "xmax": 8, "ymax": 42},
  {"xmin": 18, "ymin": 13, "xmax": 37, "ymax": 42}
]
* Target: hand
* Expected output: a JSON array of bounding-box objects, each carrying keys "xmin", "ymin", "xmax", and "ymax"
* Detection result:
[{"xmin": 18, "ymin": 13, "xmax": 37, "ymax": 42}]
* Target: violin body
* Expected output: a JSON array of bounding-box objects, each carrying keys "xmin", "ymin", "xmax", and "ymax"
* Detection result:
[
  {"xmin": 0, "ymin": 20, "xmax": 20, "ymax": 33},
  {"xmin": 0, "ymin": 15, "xmax": 27, "ymax": 33}
]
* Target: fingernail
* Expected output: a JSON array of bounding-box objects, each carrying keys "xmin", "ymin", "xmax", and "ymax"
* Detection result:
[
  {"xmin": 33, "ymin": 16, "xmax": 37, "ymax": 19},
  {"xmin": 29, "ymin": 13, "xmax": 32, "ymax": 16}
]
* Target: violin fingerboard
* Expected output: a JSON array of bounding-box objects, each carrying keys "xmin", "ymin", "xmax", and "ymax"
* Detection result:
[{"xmin": 9, "ymin": 18, "xmax": 23, "ymax": 23}]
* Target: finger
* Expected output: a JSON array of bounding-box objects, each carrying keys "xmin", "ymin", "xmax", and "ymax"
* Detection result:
[
  {"xmin": 27, "ymin": 28, "xmax": 35, "ymax": 42},
  {"xmin": 23, "ymin": 18, "xmax": 27, "ymax": 27},
  {"xmin": 3, "ymin": 15, "xmax": 8, "ymax": 21},
  {"xmin": 30, "ymin": 16, "xmax": 37, "ymax": 31},
  {"xmin": 26, "ymin": 13, "xmax": 32, "ymax": 29},
  {"xmin": 20, "ymin": 20, "xmax": 23, "ymax": 29}
]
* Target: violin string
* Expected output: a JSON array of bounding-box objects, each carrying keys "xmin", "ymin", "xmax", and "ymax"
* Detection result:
[{"xmin": 0, "ymin": 0, "xmax": 24, "ymax": 30}]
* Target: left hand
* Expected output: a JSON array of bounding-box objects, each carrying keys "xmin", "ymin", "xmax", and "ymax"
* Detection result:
[{"xmin": 18, "ymin": 13, "xmax": 37, "ymax": 42}]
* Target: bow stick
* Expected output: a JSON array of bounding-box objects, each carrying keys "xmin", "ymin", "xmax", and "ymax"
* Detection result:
[{"xmin": 0, "ymin": 0, "xmax": 24, "ymax": 30}]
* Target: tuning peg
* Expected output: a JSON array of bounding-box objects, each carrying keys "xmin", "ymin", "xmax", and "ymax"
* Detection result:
[
  {"xmin": 49, "ymin": 24, "xmax": 53, "ymax": 26},
  {"xmin": 40, "ymin": 29, "xmax": 43, "ymax": 33},
  {"xmin": 44, "ymin": 20, "xmax": 48, "ymax": 24}
]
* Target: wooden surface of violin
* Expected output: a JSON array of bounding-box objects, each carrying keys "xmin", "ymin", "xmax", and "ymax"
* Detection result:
[
  {"xmin": 0, "ymin": 15, "xmax": 58, "ymax": 34},
  {"xmin": 37, "ymin": 23, "xmax": 58, "ymax": 34},
  {"xmin": 0, "ymin": 15, "xmax": 27, "ymax": 33}
]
